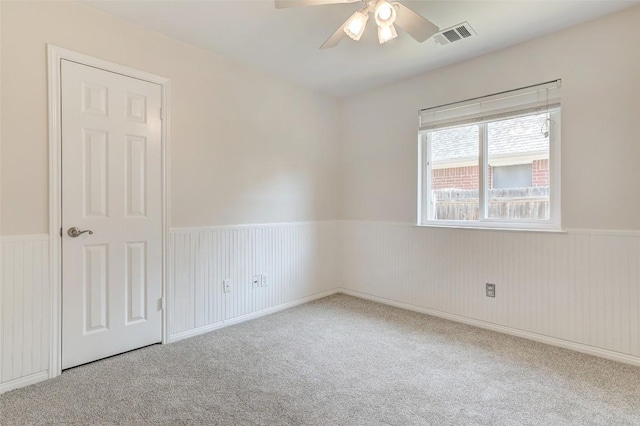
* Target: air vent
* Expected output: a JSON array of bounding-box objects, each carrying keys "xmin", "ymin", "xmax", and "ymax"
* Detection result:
[
  {"xmin": 442, "ymin": 29, "xmax": 461, "ymax": 43},
  {"xmin": 433, "ymin": 22, "xmax": 476, "ymax": 46},
  {"xmin": 456, "ymin": 25, "xmax": 472, "ymax": 39}
]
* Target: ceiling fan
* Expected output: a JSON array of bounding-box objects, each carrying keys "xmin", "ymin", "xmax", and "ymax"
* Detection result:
[{"xmin": 275, "ymin": 0, "xmax": 440, "ymax": 49}]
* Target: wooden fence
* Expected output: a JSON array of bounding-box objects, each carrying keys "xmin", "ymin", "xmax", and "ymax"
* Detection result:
[{"xmin": 432, "ymin": 186, "xmax": 550, "ymax": 220}]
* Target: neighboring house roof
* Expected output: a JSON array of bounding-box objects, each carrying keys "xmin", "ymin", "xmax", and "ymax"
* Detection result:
[{"xmin": 431, "ymin": 113, "xmax": 550, "ymax": 166}]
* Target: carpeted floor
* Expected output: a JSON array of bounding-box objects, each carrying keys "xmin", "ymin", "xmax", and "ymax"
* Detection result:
[{"xmin": 1, "ymin": 294, "xmax": 639, "ymax": 425}]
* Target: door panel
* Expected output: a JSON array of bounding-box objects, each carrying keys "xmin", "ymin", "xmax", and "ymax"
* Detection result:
[
  {"xmin": 125, "ymin": 242, "xmax": 147, "ymax": 324},
  {"xmin": 126, "ymin": 135, "xmax": 147, "ymax": 217},
  {"xmin": 84, "ymin": 129, "xmax": 109, "ymax": 218},
  {"xmin": 61, "ymin": 60, "xmax": 163, "ymax": 370},
  {"xmin": 84, "ymin": 244, "xmax": 109, "ymax": 333}
]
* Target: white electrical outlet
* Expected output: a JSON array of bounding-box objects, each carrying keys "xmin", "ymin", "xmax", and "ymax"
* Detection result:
[
  {"xmin": 251, "ymin": 275, "xmax": 260, "ymax": 288},
  {"xmin": 223, "ymin": 279, "xmax": 232, "ymax": 293},
  {"xmin": 261, "ymin": 273, "xmax": 268, "ymax": 287}
]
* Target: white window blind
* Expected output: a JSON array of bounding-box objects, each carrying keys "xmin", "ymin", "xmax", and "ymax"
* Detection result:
[{"xmin": 419, "ymin": 80, "xmax": 561, "ymax": 132}]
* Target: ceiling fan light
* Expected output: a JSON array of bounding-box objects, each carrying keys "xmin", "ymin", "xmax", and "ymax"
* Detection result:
[
  {"xmin": 377, "ymin": 23, "xmax": 398, "ymax": 44},
  {"xmin": 343, "ymin": 9, "xmax": 369, "ymax": 41},
  {"xmin": 374, "ymin": 0, "xmax": 396, "ymax": 27}
]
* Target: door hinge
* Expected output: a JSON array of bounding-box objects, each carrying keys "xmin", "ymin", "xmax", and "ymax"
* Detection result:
[
  {"xmin": 60, "ymin": 227, "xmax": 62, "ymax": 237},
  {"xmin": 160, "ymin": 107, "xmax": 163, "ymax": 119},
  {"xmin": 159, "ymin": 297, "xmax": 166, "ymax": 310}
]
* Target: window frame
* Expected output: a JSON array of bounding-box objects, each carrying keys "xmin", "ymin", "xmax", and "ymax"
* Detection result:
[{"xmin": 418, "ymin": 109, "xmax": 561, "ymax": 231}]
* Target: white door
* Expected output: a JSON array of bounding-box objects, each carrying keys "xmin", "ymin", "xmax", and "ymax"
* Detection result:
[{"xmin": 61, "ymin": 60, "xmax": 163, "ymax": 369}]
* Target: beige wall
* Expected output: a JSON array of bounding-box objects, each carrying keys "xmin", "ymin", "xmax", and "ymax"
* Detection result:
[
  {"xmin": 0, "ymin": 1, "xmax": 341, "ymax": 235},
  {"xmin": 341, "ymin": 5, "xmax": 640, "ymax": 230},
  {"xmin": 0, "ymin": 0, "xmax": 3, "ymax": 238},
  {"xmin": 3, "ymin": 2, "xmax": 639, "ymax": 234}
]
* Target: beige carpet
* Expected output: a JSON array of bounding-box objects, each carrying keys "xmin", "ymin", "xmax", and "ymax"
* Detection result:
[{"xmin": 1, "ymin": 294, "xmax": 639, "ymax": 425}]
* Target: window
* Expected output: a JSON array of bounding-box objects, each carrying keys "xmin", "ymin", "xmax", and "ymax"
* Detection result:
[{"xmin": 418, "ymin": 81, "xmax": 561, "ymax": 230}]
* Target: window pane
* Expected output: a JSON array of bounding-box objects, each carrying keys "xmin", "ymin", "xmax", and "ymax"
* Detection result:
[
  {"xmin": 493, "ymin": 164, "xmax": 532, "ymax": 189},
  {"xmin": 429, "ymin": 124, "xmax": 479, "ymax": 221},
  {"xmin": 487, "ymin": 113, "xmax": 550, "ymax": 220}
]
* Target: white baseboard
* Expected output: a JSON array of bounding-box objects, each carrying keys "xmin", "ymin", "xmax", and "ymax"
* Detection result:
[
  {"xmin": 169, "ymin": 288, "xmax": 340, "ymax": 343},
  {"xmin": 0, "ymin": 371, "xmax": 49, "ymax": 394},
  {"xmin": 338, "ymin": 288, "xmax": 640, "ymax": 368},
  {"xmin": 4, "ymin": 288, "xmax": 638, "ymax": 396}
]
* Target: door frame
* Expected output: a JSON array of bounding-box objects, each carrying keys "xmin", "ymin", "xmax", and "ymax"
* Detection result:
[{"xmin": 47, "ymin": 45, "xmax": 171, "ymax": 379}]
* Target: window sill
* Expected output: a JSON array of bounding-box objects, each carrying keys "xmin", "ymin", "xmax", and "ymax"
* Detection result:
[{"xmin": 415, "ymin": 223, "xmax": 566, "ymax": 234}]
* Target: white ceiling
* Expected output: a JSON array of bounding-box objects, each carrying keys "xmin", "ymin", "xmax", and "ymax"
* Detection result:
[{"xmin": 81, "ymin": 0, "xmax": 639, "ymax": 98}]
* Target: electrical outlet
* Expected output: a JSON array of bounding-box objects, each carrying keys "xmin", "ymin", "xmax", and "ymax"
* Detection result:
[
  {"xmin": 223, "ymin": 279, "xmax": 232, "ymax": 293},
  {"xmin": 486, "ymin": 283, "xmax": 496, "ymax": 298},
  {"xmin": 261, "ymin": 273, "xmax": 268, "ymax": 287},
  {"xmin": 251, "ymin": 275, "xmax": 260, "ymax": 288}
]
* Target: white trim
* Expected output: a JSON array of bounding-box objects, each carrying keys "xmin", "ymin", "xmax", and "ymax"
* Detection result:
[
  {"xmin": 160, "ymin": 62, "xmax": 172, "ymax": 348},
  {"xmin": 339, "ymin": 289, "xmax": 640, "ymax": 367},
  {"xmin": 0, "ymin": 0, "xmax": 3, "ymax": 387},
  {"xmin": 47, "ymin": 45, "xmax": 171, "ymax": 379},
  {"xmin": 0, "ymin": 234, "xmax": 50, "ymax": 243},
  {"xmin": 341, "ymin": 220, "xmax": 640, "ymax": 237},
  {"xmin": 170, "ymin": 220, "xmax": 337, "ymax": 233},
  {"xmin": 3, "ymin": 283, "xmax": 640, "ymax": 392},
  {"xmin": 549, "ymin": 110, "xmax": 562, "ymax": 231},
  {"xmin": 169, "ymin": 289, "xmax": 340, "ymax": 343},
  {"xmin": 0, "ymin": 371, "xmax": 50, "ymax": 394},
  {"xmin": 479, "ymin": 122, "xmax": 487, "ymax": 220},
  {"xmin": 19, "ymin": 224, "xmax": 640, "ymax": 239},
  {"xmin": 415, "ymin": 222, "xmax": 565, "ymax": 233},
  {"xmin": 565, "ymin": 228, "xmax": 640, "ymax": 237},
  {"xmin": 47, "ymin": 45, "xmax": 62, "ymax": 379},
  {"xmin": 416, "ymin": 134, "xmax": 425, "ymax": 225}
]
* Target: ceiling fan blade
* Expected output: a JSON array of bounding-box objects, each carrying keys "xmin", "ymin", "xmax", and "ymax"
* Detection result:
[
  {"xmin": 320, "ymin": 21, "xmax": 348, "ymax": 49},
  {"xmin": 393, "ymin": 2, "xmax": 439, "ymax": 43},
  {"xmin": 275, "ymin": 0, "xmax": 360, "ymax": 9}
]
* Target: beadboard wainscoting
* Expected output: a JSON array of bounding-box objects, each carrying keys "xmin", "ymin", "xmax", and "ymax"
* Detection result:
[
  {"xmin": 341, "ymin": 221, "xmax": 640, "ymax": 365},
  {"xmin": 2, "ymin": 220, "xmax": 640, "ymax": 393},
  {"xmin": 168, "ymin": 222, "xmax": 340, "ymax": 341},
  {"xmin": 0, "ymin": 222, "xmax": 340, "ymax": 393},
  {"xmin": 0, "ymin": 235, "xmax": 50, "ymax": 392}
]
